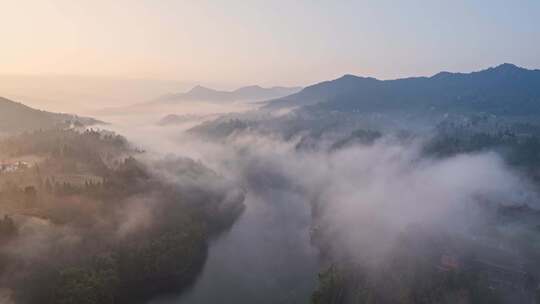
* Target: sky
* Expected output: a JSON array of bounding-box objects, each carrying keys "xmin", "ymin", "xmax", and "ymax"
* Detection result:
[{"xmin": 1, "ymin": 0, "xmax": 540, "ymax": 87}]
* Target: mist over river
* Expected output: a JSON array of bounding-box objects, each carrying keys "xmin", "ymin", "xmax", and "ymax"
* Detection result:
[
  {"xmin": 95, "ymin": 112, "xmax": 317, "ymax": 304},
  {"xmin": 151, "ymin": 187, "xmax": 319, "ymax": 304}
]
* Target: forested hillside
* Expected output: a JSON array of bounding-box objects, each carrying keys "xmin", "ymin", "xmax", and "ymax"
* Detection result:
[
  {"xmin": 0, "ymin": 129, "xmax": 245, "ymax": 304},
  {"xmin": 0, "ymin": 97, "xmax": 101, "ymax": 135}
]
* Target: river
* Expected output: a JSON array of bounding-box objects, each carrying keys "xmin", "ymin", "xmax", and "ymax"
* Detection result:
[{"xmin": 150, "ymin": 185, "xmax": 320, "ymax": 304}]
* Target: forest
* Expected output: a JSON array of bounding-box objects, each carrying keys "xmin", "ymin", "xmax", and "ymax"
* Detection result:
[
  {"xmin": 309, "ymin": 120, "xmax": 540, "ymax": 304},
  {"xmin": 0, "ymin": 128, "xmax": 245, "ymax": 304}
]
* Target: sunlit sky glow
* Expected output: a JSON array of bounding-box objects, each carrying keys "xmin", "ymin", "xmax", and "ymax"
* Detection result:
[{"xmin": 2, "ymin": 0, "xmax": 540, "ymax": 87}]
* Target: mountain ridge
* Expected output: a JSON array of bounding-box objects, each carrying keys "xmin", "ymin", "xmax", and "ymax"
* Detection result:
[
  {"xmin": 155, "ymin": 85, "xmax": 302, "ymax": 103},
  {"xmin": 0, "ymin": 96, "xmax": 102, "ymax": 135},
  {"xmin": 264, "ymin": 63, "xmax": 540, "ymax": 116}
]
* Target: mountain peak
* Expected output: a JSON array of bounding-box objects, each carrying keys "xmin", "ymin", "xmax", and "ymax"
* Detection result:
[
  {"xmin": 490, "ymin": 63, "xmax": 524, "ymax": 73},
  {"xmin": 188, "ymin": 85, "xmax": 215, "ymax": 94},
  {"xmin": 156, "ymin": 84, "xmax": 301, "ymax": 103},
  {"xmin": 240, "ymin": 85, "xmax": 263, "ymax": 90},
  {"xmin": 233, "ymin": 85, "xmax": 264, "ymax": 93},
  {"xmin": 496, "ymin": 62, "xmax": 519, "ymax": 69},
  {"xmin": 336, "ymin": 74, "xmax": 379, "ymax": 82},
  {"xmin": 431, "ymin": 71, "xmax": 453, "ymax": 79},
  {"xmin": 339, "ymin": 74, "xmax": 360, "ymax": 80},
  {"xmin": 431, "ymin": 63, "xmax": 527, "ymax": 79}
]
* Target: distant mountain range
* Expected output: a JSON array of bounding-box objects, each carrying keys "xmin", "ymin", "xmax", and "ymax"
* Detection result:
[
  {"xmin": 155, "ymin": 85, "xmax": 302, "ymax": 103},
  {"xmin": 265, "ymin": 63, "xmax": 540, "ymax": 116},
  {"xmin": 156, "ymin": 113, "xmax": 219, "ymax": 126},
  {"xmin": 0, "ymin": 96, "xmax": 102, "ymax": 135}
]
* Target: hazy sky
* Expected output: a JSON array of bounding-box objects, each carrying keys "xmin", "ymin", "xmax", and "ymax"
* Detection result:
[{"xmin": 2, "ymin": 0, "xmax": 540, "ymax": 87}]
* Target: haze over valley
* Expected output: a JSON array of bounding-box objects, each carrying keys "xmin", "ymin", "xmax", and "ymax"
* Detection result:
[{"xmin": 1, "ymin": 1, "xmax": 540, "ymax": 303}]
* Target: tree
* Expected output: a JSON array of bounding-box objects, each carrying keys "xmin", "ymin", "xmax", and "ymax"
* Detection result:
[{"xmin": 0, "ymin": 215, "xmax": 17, "ymax": 241}]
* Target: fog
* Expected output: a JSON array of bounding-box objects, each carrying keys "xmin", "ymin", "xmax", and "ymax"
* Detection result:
[
  {"xmin": 0, "ymin": 75, "xmax": 194, "ymax": 114},
  {"xmin": 1, "ymin": 94, "xmax": 537, "ymax": 303},
  {"xmin": 2, "ymin": 1, "xmax": 540, "ymax": 301},
  {"xmin": 94, "ymin": 109, "xmax": 536, "ymax": 303}
]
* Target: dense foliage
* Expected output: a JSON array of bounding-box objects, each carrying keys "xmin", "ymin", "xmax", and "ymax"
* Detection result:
[{"xmin": 0, "ymin": 129, "xmax": 245, "ymax": 304}]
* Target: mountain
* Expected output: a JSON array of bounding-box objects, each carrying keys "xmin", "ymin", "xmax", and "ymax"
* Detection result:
[
  {"xmin": 0, "ymin": 96, "xmax": 102, "ymax": 135},
  {"xmin": 155, "ymin": 85, "xmax": 301, "ymax": 103},
  {"xmin": 265, "ymin": 63, "xmax": 540, "ymax": 116},
  {"xmin": 156, "ymin": 113, "xmax": 218, "ymax": 126}
]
